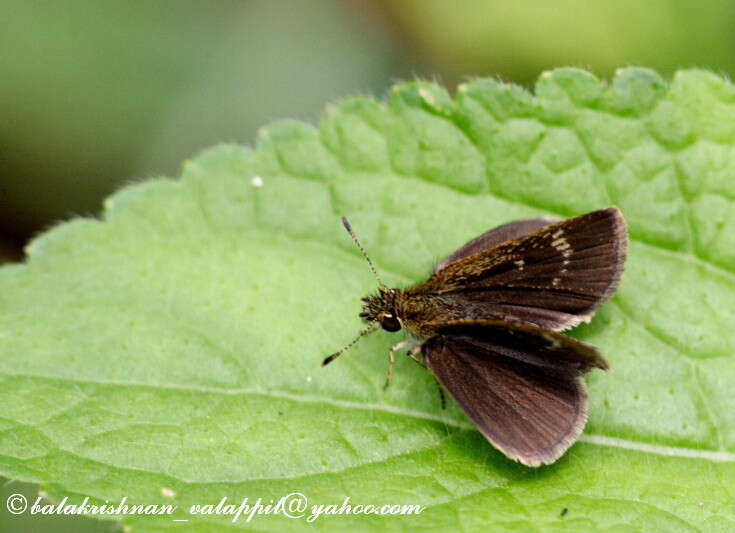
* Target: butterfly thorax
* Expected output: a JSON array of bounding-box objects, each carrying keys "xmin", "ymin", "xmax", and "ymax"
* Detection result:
[
  {"xmin": 395, "ymin": 291, "xmax": 497, "ymax": 338},
  {"xmin": 362, "ymin": 287, "xmax": 507, "ymax": 338}
]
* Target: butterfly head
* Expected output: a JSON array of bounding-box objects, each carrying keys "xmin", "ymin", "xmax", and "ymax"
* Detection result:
[
  {"xmin": 360, "ymin": 287, "xmax": 401, "ymax": 332},
  {"xmin": 322, "ymin": 216, "xmax": 401, "ymax": 367}
]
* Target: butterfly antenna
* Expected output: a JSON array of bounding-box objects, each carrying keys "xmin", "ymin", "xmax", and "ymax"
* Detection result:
[
  {"xmin": 322, "ymin": 320, "xmax": 379, "ymax": 366},
  {"xmin": 341, "ymin": 216, "xmax": 385, "ymax": 288}
]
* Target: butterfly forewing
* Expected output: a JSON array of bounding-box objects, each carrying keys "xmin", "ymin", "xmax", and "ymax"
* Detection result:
[
  {"xmin": 423, "ymin": 320, "xmax": 599, "ymax": 466},
  {"xmin": 420, "ymin": 207, "xmax": 627, "ymax": 330},
  {"xmin": 435, "ymin": 217, "xmax": 558, "ymax": 271}
]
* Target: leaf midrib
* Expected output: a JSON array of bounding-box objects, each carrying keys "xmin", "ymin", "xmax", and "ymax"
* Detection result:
[{"xmin": 4, "ymin": 370, "xmax": 733, "ymax": 465}]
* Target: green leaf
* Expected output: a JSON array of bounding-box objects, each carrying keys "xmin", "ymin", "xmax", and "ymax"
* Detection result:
[{"xmin": 2, "ymin": 68, "xmax": 735, "ymax": 532}]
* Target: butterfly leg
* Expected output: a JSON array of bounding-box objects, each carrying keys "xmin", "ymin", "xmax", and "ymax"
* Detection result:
[
  {"xmin": 435, "ymin": 380, "xmax": 447, "ymax": 410},
  {"xmin": 406, "ymin": 345, "xmax": 426, "ymax": 368},
  {"xmin": 384, "ymin": 339, "xmax": 420, "ymax": 390},
  {"xmin": 404, "ymin": 346, "xmax": 446, "ymax": 408}
]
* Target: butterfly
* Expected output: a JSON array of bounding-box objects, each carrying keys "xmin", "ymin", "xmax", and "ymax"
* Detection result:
[{"xmin": 323, "ymin": 207, "xmax": 627, "ymax": 466}]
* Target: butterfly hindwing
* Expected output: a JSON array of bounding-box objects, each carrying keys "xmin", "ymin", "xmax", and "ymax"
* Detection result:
[
  {"xmin": 422, "ymin": 320, "xmax": 604, "ymax": 466},
  {"xmin": 427, "ymin": 319, "xmax": 609, "ymax": 372}
]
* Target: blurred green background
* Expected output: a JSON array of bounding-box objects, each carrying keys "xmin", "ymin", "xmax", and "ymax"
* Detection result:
[{"xmin": 2, "ymin": 0, "xmax": 735, "ymax": 530}]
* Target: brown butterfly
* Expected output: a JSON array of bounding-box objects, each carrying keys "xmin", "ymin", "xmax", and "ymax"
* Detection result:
[{"xmin": 323, "ymin": 208, "xmax": 627, "ymax": 466}]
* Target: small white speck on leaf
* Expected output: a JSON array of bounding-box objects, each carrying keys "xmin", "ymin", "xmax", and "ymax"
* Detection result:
[
  {"xmin": 418, "ymin": 87, "xmax": 436, "ymax": 106},
  {"xmin": 161, "ymin": 487, "xmax": 176, "ymax": 498},
  {"xmin": 306, "ymin": 375, "xmax": 313, "ymax": 383},
  {"xmin": 251, "ymin": 176, "xmax": 264, "ymax": 188}
]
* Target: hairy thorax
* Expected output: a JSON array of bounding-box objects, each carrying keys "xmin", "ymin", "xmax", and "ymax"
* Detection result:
[{"xmin": 394, "ymin": 291, "xmax": 493, "ymax": 338}]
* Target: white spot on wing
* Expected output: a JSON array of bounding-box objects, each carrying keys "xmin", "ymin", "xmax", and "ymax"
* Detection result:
[{"xmin": 552, "ymin": 238, "xmax": 570, "ymax": 250}]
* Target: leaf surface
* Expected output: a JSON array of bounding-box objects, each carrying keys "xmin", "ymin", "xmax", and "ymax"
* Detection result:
[{"xmin": 2, "ymin": 68, "xmax": 734, "ymax": 531}]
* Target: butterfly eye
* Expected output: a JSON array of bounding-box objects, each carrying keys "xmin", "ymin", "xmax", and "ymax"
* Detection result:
[{"xmin": 380, "ymin": 315, "xmax": 401, "ymax": 332}]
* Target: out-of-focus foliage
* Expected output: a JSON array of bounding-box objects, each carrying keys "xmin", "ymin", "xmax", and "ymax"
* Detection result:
[
  {"xmin": 386, "ymin": 0, "xmax": 735, "ymax": 85},
  {"xmin": 0, "ymin": 0, "xmax": 406, "ymax": 247},
  {"xmin": 0, "ymin": 241, "xmax": 19, "ymax": 265}
]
